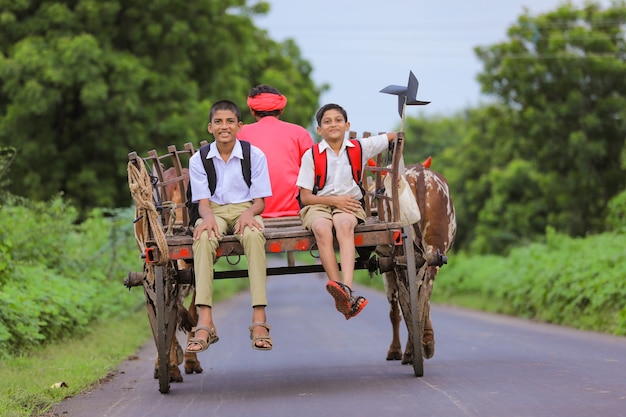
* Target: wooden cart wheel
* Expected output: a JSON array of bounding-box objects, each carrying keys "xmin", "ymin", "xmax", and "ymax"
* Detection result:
[
  {"xmin": 402, "ymin": 225, "xmax": 424, "ymax": 377},
  {"xmin": 154, "ymin": 265, "xmax": 171, "ymax": 393},
  {"xmin": 142, "ymin": 263, "xmax": 180, "ymax": 394}
]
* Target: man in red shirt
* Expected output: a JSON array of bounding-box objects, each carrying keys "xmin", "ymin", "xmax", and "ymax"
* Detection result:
[{"xmin": 239, "ymin": 85, "xmax": 314, "ymax": 217}]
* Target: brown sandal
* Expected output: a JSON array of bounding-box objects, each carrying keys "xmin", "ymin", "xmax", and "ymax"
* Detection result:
[
  {"xmin": 185, "ymin": 325, "xmax": 219, "ymax": 353},
  {"xmin": 249, "ymin": 323, "xmax": 273, "ymax": 351}
]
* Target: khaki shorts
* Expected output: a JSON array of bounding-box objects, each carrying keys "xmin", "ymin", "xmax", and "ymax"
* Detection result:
[{"xmin": 300, "ymin": 204, "xmax": 366, "ymax": 230}]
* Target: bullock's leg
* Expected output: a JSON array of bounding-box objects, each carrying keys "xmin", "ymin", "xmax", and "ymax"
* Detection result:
[
  {"xmin": 421, "ymin": 266, "xmax": 438, "ymax": 359},
  {"xmin": 397, "ymin": 255, "xmax": 441, "ymax": 364},
  {"xmin": 394, "ymin": 267, "xmax": 417, "ymax": 365},
  {"xmin": 184, "ymin": 297, "xmax": 203, "ymax": 374},
  {"xmin": 384, "ymin": 271, "xmax": 403, "ymax": 361},
  {"xmin": 169, "ymin": 338, "xmax": 184, "ymax": 382},
  {"xmin": 153, "ymin": 338, "xmax": 184, "ymax": 382},
  {"xmin": 423, "ymin": 309, "xmax": 434, "ymax": 359}
]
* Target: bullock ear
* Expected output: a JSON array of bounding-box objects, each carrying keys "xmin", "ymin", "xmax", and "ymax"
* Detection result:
[{"xmin": 422, "ymin": 156, "xmax": 432, "ymax": 168}]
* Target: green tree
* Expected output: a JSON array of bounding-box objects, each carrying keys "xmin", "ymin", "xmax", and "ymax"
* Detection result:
[
  {"xmin": 0, "ymin": 146, "xmax": 16, "ymax": 190},
  {"xmin": 474, "ymin": 0, "xmax": 626, "ymax": 242},
  {"xmin": 0, "ymin": 0, "xmax": 322, "ymax": 211},
  {"xmin": 402, "ymin": 111, "xmax": 466, "ymax": 166},
  {"xmin": 434, "ymin": 105, "xmax": 542, "ymax": 252}
]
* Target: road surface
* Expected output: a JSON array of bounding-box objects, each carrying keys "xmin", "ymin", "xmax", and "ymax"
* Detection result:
[{"xmin": 46, "ymin": 268, "xmax": 626, "ymax": 417}]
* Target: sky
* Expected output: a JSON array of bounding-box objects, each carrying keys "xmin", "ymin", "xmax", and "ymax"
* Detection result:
[{"xmin": 254, "ymin": 0, "xmax": 611, "ymax": 133}]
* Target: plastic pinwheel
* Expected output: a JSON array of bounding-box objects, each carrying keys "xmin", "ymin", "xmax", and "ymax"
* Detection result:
[{"xmin": 380, "ymin": 70, "xmax": 430, "ymax": 131}]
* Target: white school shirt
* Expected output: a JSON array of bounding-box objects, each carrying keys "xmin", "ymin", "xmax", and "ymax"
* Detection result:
[
  {"xmin": 296, "ymin": 134, "xmax": 389, "ymax": 199},
  {"xmin": 189, "ymin": 139, "xmax": 272, "ymax": 205}
]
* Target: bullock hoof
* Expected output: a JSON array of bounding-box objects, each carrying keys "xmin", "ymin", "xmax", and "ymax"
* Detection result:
[
  {"xmin": 386, "ymin": 349, "xmax": 403, "ymax": 361},
  {"xmin": 153, "ymin": 365, "xmax": 184, "ymax": 382},
  {"xmin": 184, "ymin": 356, "xmax": 204, "ymax": 374},
  {"xmin": 169, "ymin": 365, "xmax": 184, "ymax": 383},
  {"xmin": 422, "ymin": 331, "xmax": 435, "ymax": 359},
  {"xmin": 423, "ymin": 341, "xmax": 435, "ymax": 359},
  {"xmin": 423, "ymin": 324, "xmax": 435, "ymax": 359},
  {"xmin": 401, "ymin": 352, "xmax": 413, "ymax": 365}
]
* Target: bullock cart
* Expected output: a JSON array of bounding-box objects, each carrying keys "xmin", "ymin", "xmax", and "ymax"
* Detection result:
[{"xmin": 125, "ymin": 132, "xmax": 433, "ymax": 393}]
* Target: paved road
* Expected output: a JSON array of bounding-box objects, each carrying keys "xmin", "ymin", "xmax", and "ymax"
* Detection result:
[{"xmin": 47, "ymin": 267, "xmax": 626, "ymax": 417}]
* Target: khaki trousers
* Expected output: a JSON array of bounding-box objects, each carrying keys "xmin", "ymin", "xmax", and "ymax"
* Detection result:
[{"xmin": 193, "ymin": 201, "xmax": 267, "ymax": 307}]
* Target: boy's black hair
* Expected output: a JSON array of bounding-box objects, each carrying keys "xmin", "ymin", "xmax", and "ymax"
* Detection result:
[
  {"xmin": 208, "ymin": 100, "xmax": 242, "ymax": 123},
  {"xmin": 315, "ymin": 103, "xmax": 348, "ymax": 126}
]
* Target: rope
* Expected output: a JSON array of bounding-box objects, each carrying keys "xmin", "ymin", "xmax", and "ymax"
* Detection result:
[
  {"xmin": 161, "ymin": 201, "xmax": 177, "ymax": 235},
  {"xmin": 127, "ymin": 160, "xmax": 170, "ymax": 265}
]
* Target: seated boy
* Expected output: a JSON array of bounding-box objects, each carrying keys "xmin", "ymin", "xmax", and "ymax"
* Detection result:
[
  {"xmin": 186, "ymin": 100, "xmax": 274, "ymax": 352},
  {"xmin": 296, "ymin": 103, "xmax": 397, "ymax": 320}
]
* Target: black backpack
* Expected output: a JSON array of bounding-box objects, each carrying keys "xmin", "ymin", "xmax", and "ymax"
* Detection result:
[{"xmin": 185, "ymin": 141, "xmax": 252, "ymax": 227}]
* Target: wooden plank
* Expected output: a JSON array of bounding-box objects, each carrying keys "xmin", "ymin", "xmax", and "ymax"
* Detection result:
[{"xmin": 145, "ymin": 220, "xmax": 403, "ymax": 264}]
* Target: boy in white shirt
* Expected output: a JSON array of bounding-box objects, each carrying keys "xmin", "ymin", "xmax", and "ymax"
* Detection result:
[{"xmin": 297, "ymin": 103, "xmax": 397, "ymax": 320}]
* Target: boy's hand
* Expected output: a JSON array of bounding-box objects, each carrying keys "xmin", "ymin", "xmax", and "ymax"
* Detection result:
[
  {"xmin": 234, "ymin": 209, "xmax": 264, "ymax": 235},
  {"xmin": 333, "ymin": 195, "xmax": 362, "ymax": 214},
  {"xmin": 193, "ymin": 213, "xmax": 221, "ymax": 241}
]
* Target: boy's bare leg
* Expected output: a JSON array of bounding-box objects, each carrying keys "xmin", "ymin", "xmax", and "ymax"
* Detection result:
[
  {"xmin": 310, "ymin": 218, "xmax": 340, "ymax": 281},
  {"xmin": 333, "ymin": 212, "xmax": 358, "ymax": 288},
  {"xmin": 331, "ymin": 212, "xmax": 367, "ymax": 319}
]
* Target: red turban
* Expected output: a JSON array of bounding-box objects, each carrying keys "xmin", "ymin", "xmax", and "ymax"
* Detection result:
[{"xmin": 247, "ymin": 93, "xmax": 287, "ymax": 112}]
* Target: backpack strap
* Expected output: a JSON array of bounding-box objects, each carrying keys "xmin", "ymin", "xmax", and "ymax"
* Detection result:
[
  {"xmin": 346, "ymin": 139, "xmax": 366, "ymax": 208},
  {"xmin": 311, "ymin": 143, "xmax": 326, "ymax": 195},
  {"xmin": 311, "ymin": 139, "xmax": 362, "ymax": 195},
  {"xmin": 240, "ymin": 140, "xmax": 252, "ymax": 188},
  {"xmin": 346, "ymin": 139, "xmax": 362, "ymax": 189},
  {"xmin": 199, "ymin": 140, "xmax": 252, "ymax": 195},
  {"xmin": 186, "ymin": 140, "xmax": 252, "ymax": 227},
  {"xmin": 198, "ymin": 143, "xmax": 216, "ymax": 195}
]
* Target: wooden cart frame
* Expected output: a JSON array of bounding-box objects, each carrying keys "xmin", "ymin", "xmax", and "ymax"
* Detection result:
[{"xmin": 125, "ymin": 132, "xmax": 429, "ymax": 393}]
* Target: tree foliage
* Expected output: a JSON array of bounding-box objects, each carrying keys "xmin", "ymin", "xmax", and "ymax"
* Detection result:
[
  {"xmin": 0, "ymin": 0, "xmax": 322, "ymax": 211},
  {"xmin": 442, "ymin": 1, "xmax": 626, "ymax": 253},
  {"xmin": 0, "ymin": 146, "xmax": 16, "ymax": 190},
  {"xmin": 402, "ymin": 111, "xmax": 467, "ymax": 166}
]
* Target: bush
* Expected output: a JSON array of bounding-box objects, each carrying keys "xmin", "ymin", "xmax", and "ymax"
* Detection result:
[
  {"xmin": 433, "ymin": 228, "xmax": 626, "ymax": 335},
  {"xmin": 0, "ymin": 197, "xmax": 144, "ymax": 357}
]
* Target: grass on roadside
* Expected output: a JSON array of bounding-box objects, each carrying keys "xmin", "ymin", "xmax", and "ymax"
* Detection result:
[
  {"xmin": 1, "ymin": 273, "xmax": 250, "ymax": 417},
  {"xmin": 1, "ymin": 310, "xmax": 152, "ymax": 417}
]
